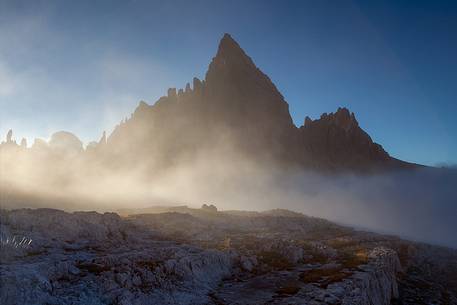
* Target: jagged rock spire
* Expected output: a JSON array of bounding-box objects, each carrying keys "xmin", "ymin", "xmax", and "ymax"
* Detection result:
[
  {"xmin": 6, "ymin": 129, "xmax": 12, "ymax": 143},
  {"xmin": 214, "ymin": 33, "xmax": 253, "ymax": 65},
  {"xmin": 104, "ymin": 33, "xmax": 406, "ymax": 172},
  {"xmin": 205, "ymin": 33, "xmax": 258, "ymax": 83},
  {"xmin": 203, "ymin": 33, "xmax": 293, "ymax": 130},
  {"xmin": 99, "ymin": 131, "xmax": 107, "ymax": 145}
]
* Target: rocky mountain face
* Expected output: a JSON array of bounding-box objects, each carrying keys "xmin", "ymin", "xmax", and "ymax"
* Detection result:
[
  {"xmin": 1, "ymin": 207, "xmax": 456, "ymax": 305},
  {"xmin": 299, "ymin": 107, "xmax": 408, "ymax": 170},
  {"xmin": 103, "ymin": 34, "xmax": 414, "ymax": 172},
  {"xmin": 0, "ymin": 34, "xmax": 417, "ymax": 176}
]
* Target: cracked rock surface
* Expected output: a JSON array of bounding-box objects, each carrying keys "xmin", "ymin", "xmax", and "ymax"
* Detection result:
[{"xmin": 1, "ymin": 206, "xmax": 456, "ymax": 305}]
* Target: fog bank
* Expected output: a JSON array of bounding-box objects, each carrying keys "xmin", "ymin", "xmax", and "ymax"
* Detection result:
[{"xmin": 1, "ymin": 139, "xmax": 456, "ymax": 249}]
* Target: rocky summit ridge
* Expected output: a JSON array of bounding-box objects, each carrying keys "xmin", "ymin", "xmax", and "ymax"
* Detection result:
[
  {"xmin": 0, "ymin": 33, "xmax": 418, "ymax": 173},
  {"xmin": 104, "ymin": 33, "xmax": 415, "ymax": 172}
]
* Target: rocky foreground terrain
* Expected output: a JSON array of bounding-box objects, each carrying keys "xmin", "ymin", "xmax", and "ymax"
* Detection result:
[{"xmin": 1, "ymin": 205, "xmax": 456, "ymax": 305}]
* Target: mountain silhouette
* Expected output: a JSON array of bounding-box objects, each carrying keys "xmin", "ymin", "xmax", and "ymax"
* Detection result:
[{"xmin": 103, "ymin": 33, "xmax": 415, "ymax": 172}]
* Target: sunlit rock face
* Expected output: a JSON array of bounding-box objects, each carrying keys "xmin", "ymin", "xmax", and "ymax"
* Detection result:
[{"xmin": 105, "ymin": 34, "xmax": 414, "ymax": 172}]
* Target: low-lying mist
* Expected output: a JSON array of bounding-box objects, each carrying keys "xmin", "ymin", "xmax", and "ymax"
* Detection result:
[
  {"xmin": 1, "ymin": 139, "xmax": 456, "ymax": 249},
  {"xmin": 137, "ymin": 159, "xmax": 457, "ymax": 249}
]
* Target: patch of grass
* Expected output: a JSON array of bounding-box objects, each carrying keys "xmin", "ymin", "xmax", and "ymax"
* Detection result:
[
  {"xmin": 301, "ymin": 266, "xmax": 341, "ymax": 283},
  {"xmin": 0, "ymin": 233, "xmax": 33, "ymax": 250},
  {"xmin": 339, "ymin": 248, "xmax": 369, "ymax": 270},
  {"xmin": 320, "ymin": 271, "xmax": 352, "ymax": 289},
  {"xmin": 326, "ymin": 238, "xmax": 359, "ymax": 249},
  {"xmin": 258, "ymin": 250, "xmax": 293, "ymax": 270},
  {"xmin": 301, "ymin": 266, "xmax": 352, "ymax": 288},
  {"xmin": 308, "ymin": 253, "xmax": 329, "ymax": 264},
  {"xmin": 136, "ymin": 260, "xmax": 161, "ymax": 271}
]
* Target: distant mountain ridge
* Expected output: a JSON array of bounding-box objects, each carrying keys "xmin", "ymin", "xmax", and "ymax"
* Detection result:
[
  {"xmin": 0, "ymin": 33, "xmax": 417, "ymax": 173},
  {"xmin": 103, "ymin": 33, "xmax": 415, "ymax": 172}
]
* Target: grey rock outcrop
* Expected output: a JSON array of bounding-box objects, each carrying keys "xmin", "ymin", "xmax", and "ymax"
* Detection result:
[
  {"xmin": 1, "ymin": 207, "xmax": 456, "ymax": 305},
  {"xmin": 6, "ymin": 129, "xmax": 13, "ymax": 143},
  {"xmin": 340, "ymin": 247, "xmax": 401, "ymax": 305},
  {"xmin": 0, "ymin": 208, "xmax": 236, "ymax": 305}
]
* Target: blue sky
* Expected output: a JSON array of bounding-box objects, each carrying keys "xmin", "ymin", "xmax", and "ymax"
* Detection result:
[{"xmin": 0, "ymin": 0, "xmax": 456, "ymax": 166}]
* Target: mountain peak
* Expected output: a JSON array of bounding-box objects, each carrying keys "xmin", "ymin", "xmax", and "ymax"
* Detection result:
[
  {"xmin": 106, "ymin": 34, "xmax": 407, "ymax": 172},
  {"xmin": 204, "ymin": 33, "xmax": 292, "ymax": 128},
  {"xmin": 208, "ymin": 33, "xmax": 255, "ymax": 74},
  {"xmin": 220, "ymin": 33, "xmax": 236, "ymax": 44},
  {"xmin": 216, "ymin": 33, "xmax": 244, "ymax": 52}
]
